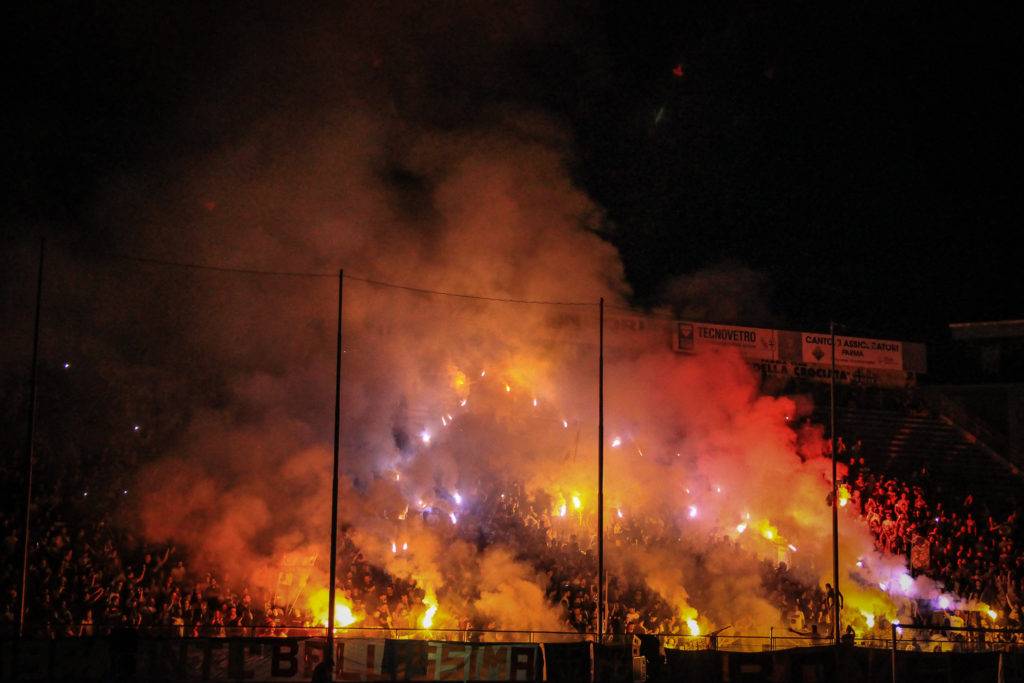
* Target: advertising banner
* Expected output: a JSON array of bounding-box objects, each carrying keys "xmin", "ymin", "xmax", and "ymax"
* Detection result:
[
  {"xmin": 675, "ymin": 322, "xmax": 779, "ymax": 361},
  {"xmin": 800, "ymin": 333, "xmax": 903, "ymax": 370},
  {"xmin": 752, "ymin": 360, "xmax": 916, "ymax": 388},
  {"xmin": 0, "ymin": 637, "xmax": 540, "ymax": 682}
]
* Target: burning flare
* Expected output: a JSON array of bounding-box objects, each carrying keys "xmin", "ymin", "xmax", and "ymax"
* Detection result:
[
  {"xmin": 309, "ymin": 588, "xmax": 360, "ymax": 629},
  {"xmin": 420, "ymin": 596, "xmax": 439, "ymax": 629}
]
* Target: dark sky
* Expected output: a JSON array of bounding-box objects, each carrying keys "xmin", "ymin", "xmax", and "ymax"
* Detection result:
[{"xmin": 7, "ymin": 2, "xmax": 1020, "ymax": 342}]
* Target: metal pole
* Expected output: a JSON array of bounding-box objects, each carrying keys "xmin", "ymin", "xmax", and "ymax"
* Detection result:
[
  {"xmin": 326, "ymin": 269, "xmax": 343, "ymax": 681},
  {"xmin": 830, "ymin": 321, "xmax": 841, "ymax": 645},
  {"xmin": 18, "ymin": 237, "xmax": 45, "ymax": 638},
  {"xmin": 890, "ymin": 622, "xmax": 897, "ymax": 683},
  {"xmin": 597, "ymin": 298, "xmax": 605, "ymax": 643}
]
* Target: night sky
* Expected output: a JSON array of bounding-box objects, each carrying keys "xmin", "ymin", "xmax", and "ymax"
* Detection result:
[{"xmin": 7, "ymin": 2, "xmax": 1020, "ymax": 342}]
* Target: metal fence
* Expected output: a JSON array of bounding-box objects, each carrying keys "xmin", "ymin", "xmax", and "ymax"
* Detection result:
[
  {"xmin": 15, "ymin": 624, "xmax": 1023, "ymax": 654},
  {"xmin": 891, "ymin": 623, "xmax": 1024, "ymax": 654}
]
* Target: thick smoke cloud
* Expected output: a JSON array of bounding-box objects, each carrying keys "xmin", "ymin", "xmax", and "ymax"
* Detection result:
[
  {"xmin": 662, "ymin": 262, "xmax": 777, "ymax": 327},
  {"xmin": 13, "ymin": 3, "xmax": 945, "ymax": 635}
]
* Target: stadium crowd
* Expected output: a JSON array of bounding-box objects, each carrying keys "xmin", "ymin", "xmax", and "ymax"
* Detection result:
[
  {"xmin": 2, "ymin": 429, "xmax": 1023, "ymax": 646},
  {"xmin": 842, "ymin": 448, "xmax": 1024, "ymax": 626}
]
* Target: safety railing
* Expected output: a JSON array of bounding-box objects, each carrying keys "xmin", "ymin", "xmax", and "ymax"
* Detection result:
[
  {"xmin": 8, "ymin": 623, "xmax": 1024, "ymax": 654},
  {"xmin": 890, "ymin": 623, "xmax": 1024, "ymax": 654}
]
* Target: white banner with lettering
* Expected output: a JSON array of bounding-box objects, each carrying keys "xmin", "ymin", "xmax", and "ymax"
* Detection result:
[
  {"xmin": 800, "ymin": 333, "xmax": 903, "ymax": 370},
  {"xmin": 675, "ymin": 322, "xmax": 779, "ymax": 361}
]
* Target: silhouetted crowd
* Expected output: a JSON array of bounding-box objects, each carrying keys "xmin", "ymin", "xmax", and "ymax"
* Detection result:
[
  {"xmin": 2, "ymin": 435, "xmax": 1022, "ymax": 645},
  {"xmin": 843, "ymin": 448, "xmax": 1024, "ymax": 627}
]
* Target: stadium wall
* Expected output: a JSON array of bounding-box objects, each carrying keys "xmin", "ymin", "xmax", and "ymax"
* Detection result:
[{"xmin": 3, "ymin": 637, "xmax": 1023, "ymax": 682}]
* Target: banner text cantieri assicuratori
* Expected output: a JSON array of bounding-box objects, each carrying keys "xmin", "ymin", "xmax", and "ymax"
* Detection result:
[
  {"xmin": 526, "ymin": 310, "xmax": 924, "ymax": 387},
  {"xmin": 672, "ymin": 320, "xmax": 926, "ymax": 388}
]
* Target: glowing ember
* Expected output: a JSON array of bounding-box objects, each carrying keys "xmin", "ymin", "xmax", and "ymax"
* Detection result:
[
  {"xmin": 837, "ymin": 483, "xmax": 851, "ymax": 508},
  {"xmin": 460, "ymin": 398, "xmax": 468, "ymax": 406},
  {"xmin": 762, "ymin": 529, "xmax": 774, "ymax": 540},
  {"xmin": 532, "ymin": 398, "xmax": 538, "ymax": 407},
  {"xmin": 611, "ymin": 437, "xmax": 622, "ymax": 448},
  {"xmin": 449, "ymin": 512, "xmax": 458, "ymax": 524},
  {"xmin": 558, "ymin": 504, "xmax": 567, "ymax": 517},
  {"xmin": 420, "ymin": 430, "xmax": 431, "ymax": 444},
  {"xmin": 787, "ymin": 544, "xmax": 798, "ymax": 552},
  {"xmin": 688, "ymin": 505, "xmax": 698, "ymax": 519},
  {"xmin": 562, "ymin": 419, "xmax": 569, "ymax": 428},
  {"xmin": 571, "ymin": 495, "xmax": 582, "ymax": 510},
  {"xmin": 391, "ymin": 541, "xmax": 397, "ymax": 554},
  {"xmin": 736, "ymin": 522, "xmax": 747, "ymax": 534},
  {"xmin": 450, "ymin": 368, "xmax": 467, "ymax": 392},
  {"xmin": 453, "ymin": 491, "xmax": 463, "ymax": 505},
  {"xmin": 504, "ymin": 384, "xmax": 511, "ymax": 393},
  {"xmin": 402, "ymin": 542, "xmax": 408, "ymax": 551},
  {"xmin": 617, "ymin": 508, "xmax": 624, "ymax": 519},
  {"xmin": 878, "ymin": 582, "xmax": 888, "ymax": 592}
]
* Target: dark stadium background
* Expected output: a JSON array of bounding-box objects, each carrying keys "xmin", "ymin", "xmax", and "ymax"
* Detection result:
[{"xmin": 5, "ymin": 2, "xmax": 1020, "ymax": 338}]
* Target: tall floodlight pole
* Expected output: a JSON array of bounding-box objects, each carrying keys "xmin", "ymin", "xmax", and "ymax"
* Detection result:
[
  {"xmin": 830, "ymin": 321, "xmax": 841, "ymax": 645},
  {"xmin": 597, "ymin": 298, "xmax": 605, "ymax": 643},
  {"xmin": 326, "ymin": 269, "xmax": 343, "ymax": 681},
  {"xmin": 18, "ymin": 238, "xmax": 45, "ymax": 638}
]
